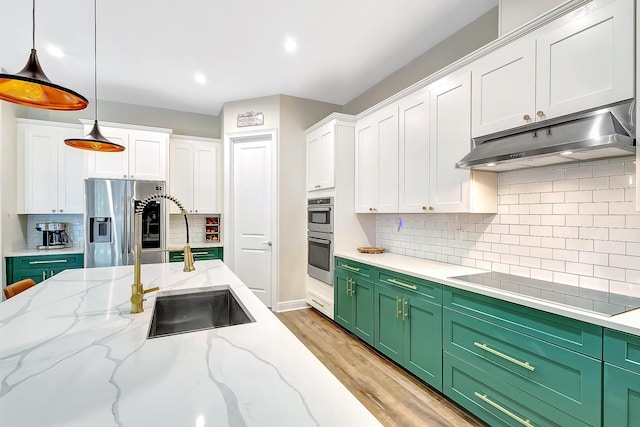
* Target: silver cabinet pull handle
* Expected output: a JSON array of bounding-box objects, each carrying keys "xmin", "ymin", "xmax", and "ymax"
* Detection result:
[
  {"xmin": 341, "ymin": 264, "xmax": 360, "ymax": 272},
  {"xmin": 310, "ymin": 298, "xmax": 325, "ymax": 308},
  {"xmin": 474, "ymin": 392, "xmax": 534, "ymax": 427},
  {"xmin": 387, "ymin": 278, "xmax": 417, "ymax": 290},
  {"xmin": 29, "ymin": 259, "xmax": 68, "ymax": 265},
  {"xmin": 192, "ymin": 252, "xmax": 209, "ymax": 256},
  {"xmin": 42, "ymin": 271, "xmax": 46, "ymax": 281},
  {"xmin": 473, "ymin": 342, "xmax": 535, "ymax": 371}
]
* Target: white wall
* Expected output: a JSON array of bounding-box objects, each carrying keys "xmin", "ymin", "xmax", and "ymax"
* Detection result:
[
  {"xmin": 0, "ymin": 102, "xmax": 28, "ymax": 288},
  {"xmin": 16, "ymin": 99, "xmax": 220, "ymax": 138},
  {"xmin": 377, "ymin": 157, "xmax": 640, "ymax": 302},
  {"xmin": 499, "ymin": 0, "xmax": 567, "ymax": 35},
  {"xmin": 343, "ymin": 7, "xmax": 498, "ymax": 114}
]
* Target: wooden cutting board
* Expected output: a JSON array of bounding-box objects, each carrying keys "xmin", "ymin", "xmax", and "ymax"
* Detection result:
[{"xmin": 357, "ymin": 247, "xmax": 384, "ymax": 254}]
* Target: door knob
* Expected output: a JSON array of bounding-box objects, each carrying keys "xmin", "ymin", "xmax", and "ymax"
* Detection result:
[{"xmin": 264, "ymin": 241, "xmax": 272, "ymax": 247}]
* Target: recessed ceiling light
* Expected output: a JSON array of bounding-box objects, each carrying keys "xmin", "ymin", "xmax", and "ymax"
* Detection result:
[
  {"xmin": 486, "ymin": 163, "xmax": 496, "ymax": 167},
  {"xmin": 47, "ymin": 45, "xmax": 65, "ymax": 58},
  {"xmin": 284, "ymin": 37, "xmax": 297, "ymax": 53},
  {"xmin": 560, "ymin": 151, "xmax": 573, "ymax": 155},
  {"xmin": 194, "ymin": 73, "xmax": 206, "ymax": 85}
]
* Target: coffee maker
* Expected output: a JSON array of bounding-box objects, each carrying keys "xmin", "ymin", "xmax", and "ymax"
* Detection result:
[{"xmin": 35, "ymin": 223, "xmax": 72, "ymax": 249}]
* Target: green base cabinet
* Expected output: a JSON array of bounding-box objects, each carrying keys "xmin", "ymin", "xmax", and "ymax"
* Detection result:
[
  {"xmin": 374, "ymin": 276, "xmax": 442, "ymax": 390},
  {"xmin": 604, "ymin": 329, "xmax": 640, "ymax": 427},
  {"xmin": 6, "ymin": 253, "xmax": 84, "ymax": 284},
  {"xmin": 334, "ymin": 258, "xmax": 374, "ymax": 345},
  {"xmin": 444, "ymin": 354, "xmax": 592, "ymax": 427},
  {"xmin": 169, "ymin": 247, "xmax": 223, "ymax": 263},
  {"xmin": 604, "ymin": 364, "xmax": 640, "ymax": 427}
]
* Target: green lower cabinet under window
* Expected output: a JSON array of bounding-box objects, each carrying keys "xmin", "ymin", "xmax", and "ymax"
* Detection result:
[
  {"xmin": 334, "ymin": 266, "xmax": 374, "ymax": 345},
  {"xmin": 169, "ymin": 247, "xmax": 223, "ymax": 263},
  {"xmin": 374, "ymin": 282, "xmax": 442, "ymax": 390},
  {"xmin": 6, "ymin": 254, "xmax": 84, "ymax": 284}
]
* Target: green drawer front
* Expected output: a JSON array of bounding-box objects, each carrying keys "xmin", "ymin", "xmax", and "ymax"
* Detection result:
[
  {"xmin": 604, "ymin": 329, "xmax": 640, "ymax": 374},
  {"xmin": 444, "ymin": 286, "xmax": 602, "ymax": 358},
  {"xmin": 10, "ymin": 254, "xmax": 84, "ymax": 269},
  {"xmin": 444, "ymin": 353, "xmax": 592, "ymax": 427},
  {"xmin": 376, "ymin": 268, "xmax": 442, "ymax": 304},
  {"xmin": 444, "ymin": 308, "xmax": 601, "ymax": 425},
  {"xmin": 334, "ymin": 257, "xmax": 372, "ymax": 278},
  {"xmin": 169, "ymin": 247, "xmax": 223, "ymax": 262},
  {"xmin": 604, "ymin": 363, "xmax": 640, "ymax": 427}
]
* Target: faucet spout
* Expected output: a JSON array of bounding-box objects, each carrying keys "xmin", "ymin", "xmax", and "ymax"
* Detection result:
[{"xmin": 130, "ymin": 193, "xmax": 195, "ymax": 314}]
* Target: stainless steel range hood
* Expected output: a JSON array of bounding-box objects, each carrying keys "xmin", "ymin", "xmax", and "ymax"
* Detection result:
[{"xmin": 456, "ymin": 100, "xmax": 635, "ymax": 172}]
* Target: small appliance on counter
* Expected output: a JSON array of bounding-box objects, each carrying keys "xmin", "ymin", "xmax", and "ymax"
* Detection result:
[{"xmin": 35, "ymin": 222, "xmax": 72, "ymax": 250}]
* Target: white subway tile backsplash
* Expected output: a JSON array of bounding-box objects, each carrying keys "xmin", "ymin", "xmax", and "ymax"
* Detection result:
[{"xmin": 375, "ymin": 158, "xmax": 640, "ymax": 299}]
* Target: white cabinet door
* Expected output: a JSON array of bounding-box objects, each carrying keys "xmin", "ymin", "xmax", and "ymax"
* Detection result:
[
  {"xmin": 193, "ymin": 142, "xmax": 220, "ymax": 213},
  {"xmin": 536, "ymin": 0, "xmax": 634, "ymax": 120},
  {"xmin": 22, "ymin": 126, "xmax": 59, "ymax": 213},
  {"xmin": 398, "ymin": 89, "xmax": 430, "ymax": 213},
  {"xmin": 355, "ymin": 116, "xmax": 378, "ymax": 213},
  {"xmin": 129, "ymin": 131, "xmax": 168, "ymax": 181},
  {"xmin": 429, "ymin": 71, "xmax": 472, "ymax": 212},
  {"xmin": 375, "ymin": 105, "xmax": 399, "ymax": 213},
  {"xmin": 85, "ymin": 127, "xmax": 129, "ymax": 179},
  {"xmin": 306, "ymin": 123, "xmax": 335, "ymax": 192},
  {"xmin": 306, "ymin": 131, "xmax": 323, "ymax": 192},
  {"xmin": 169, "ymin": 141, "xmax": 194, "ymax": 213},
  {"xmin": 471, "ymin": 36, "xmax": 536, "ymax": 137},
  {"xmin": 57, "ymin": 128, "xmax": 85, "ymax": 214}
]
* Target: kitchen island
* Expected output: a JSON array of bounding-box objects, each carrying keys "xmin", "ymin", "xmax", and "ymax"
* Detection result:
[{"xmin": 0, "ymin": 260, "xmax": 381, "ymax": 427}]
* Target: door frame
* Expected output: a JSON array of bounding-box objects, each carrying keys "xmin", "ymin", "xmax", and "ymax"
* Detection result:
[{"xmin": 224, "ymin": 128, "xmax": 279, "ymax": 309}]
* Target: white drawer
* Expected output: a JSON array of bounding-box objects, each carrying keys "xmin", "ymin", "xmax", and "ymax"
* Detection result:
[{"xmin": 307, "ymin": 289, "xmax": 333, "ymax": 319}]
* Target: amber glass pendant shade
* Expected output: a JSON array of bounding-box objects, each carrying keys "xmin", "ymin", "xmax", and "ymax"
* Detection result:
[
  {"xmin": 0, "ymin": 51, "xmax": 88, "ymax": 111},
  {"xmin": 64, "ymin": 120, "xmax": 124, "ymax": 152}
]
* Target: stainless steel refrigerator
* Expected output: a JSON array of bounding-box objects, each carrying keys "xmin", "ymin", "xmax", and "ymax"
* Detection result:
[{"xmin": 85, "ymin": 179, "xmax": 167, "ymax": 268}]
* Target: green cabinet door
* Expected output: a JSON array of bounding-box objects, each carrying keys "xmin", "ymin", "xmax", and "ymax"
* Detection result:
[
  {"xmin": 604, "ymin": 363, "xmax": 640, "ymax": 427},
  {"xmin": 352, "ymin": 275, "xmax": 374, "ymax": 345},
  {"xmin": 374, "ymin": 281, "xmax": 443, "ymax": 390},
  {"xmin": 404, "ymin": 294, "xmax": 442, "ymax": 390},
  {"xmin": 374, "ymin": 283, "xmax": 404, "ymax": 360},
  {"xmin": 334, "ymin": 268, "xmax": 353, "ymax": 330}
]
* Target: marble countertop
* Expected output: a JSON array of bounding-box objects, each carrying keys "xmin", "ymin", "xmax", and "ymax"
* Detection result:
[
  {"xmin": 335, "ymin": 250, "xmax": 640, "ymax": 337},
  {"xmin": 0, "ymin": 260, "xmax": 380, "ymax": 426},
  {"xmin": 3, "ymin": 247, "xmax": 84, "ymax": 257},
  {"xmin": 168, "ymin": 242, "xmax": 224, "ymax": 249}
]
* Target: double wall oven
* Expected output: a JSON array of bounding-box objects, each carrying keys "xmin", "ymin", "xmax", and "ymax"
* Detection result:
[{"xmin": 307, "ymin": 197, "xmax": 334, "ymax": 285}]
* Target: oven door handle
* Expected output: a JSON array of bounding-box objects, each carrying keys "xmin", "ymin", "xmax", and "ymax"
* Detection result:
[
  {"xmin": 308, "ymin": 206, "xmax": 332, "ymax": 212},
  {"xmin": 308, "ymin": 237, "xmax": 332, "ymax": 245}
]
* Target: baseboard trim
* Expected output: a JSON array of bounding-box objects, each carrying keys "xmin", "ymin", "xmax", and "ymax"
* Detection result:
[{"xmin": 273, "ymin": 299, "xmax": 309, "ymax": 313}]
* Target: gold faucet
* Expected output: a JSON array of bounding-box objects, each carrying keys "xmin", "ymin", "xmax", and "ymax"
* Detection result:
[{"xmin": 130, "ymin": 194, "xmax": 195, "ymax": 314}]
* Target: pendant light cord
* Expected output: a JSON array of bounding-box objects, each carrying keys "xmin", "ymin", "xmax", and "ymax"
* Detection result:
[
  {"xmin": 94, "ymin": 0, "xmax": 98, "ymax": 119},
  {"xmin": 32, "ymin": 0, "xmax": 35, "ymax": 49}
]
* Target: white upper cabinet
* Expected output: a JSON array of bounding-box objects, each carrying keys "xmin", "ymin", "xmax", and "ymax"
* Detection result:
[
  {"xmin": 355, "ymin": 104, "xmax": 398, "ymax": 213},
  {"xmin": 430, "ymin": 71, "xmax": 496, "ymax": 213},
  {"xmin": 169, "ymin": 137, "xmax": 221, "ymax": 214},
  {"xmin": 18, "ymin": 121, "xmax": 85, "ymax": 214},
  {"xmin": 306, "ymin": 122, "xmax": 335, "ymax": 192},
  {"xmin": 535, "ymin": 0, "xmax": 633, "ymax": 120},
  {"xmin": 85, "ymin": 124, "xmax": 169, "ymax": 181},
  {"xmin": 354, "ymin": 71, "xmax": 497, "ymax": 214},
  {"xmin": 471, "ymin": 36, "xmax": 536, "ymax": 137},
  {"xmin": 472, "ymin": 0, "xmax": 633, "ymax": 137},
  {"xmin": 398, "ymin": 88, "xmax": 430, "ymax": 213}
]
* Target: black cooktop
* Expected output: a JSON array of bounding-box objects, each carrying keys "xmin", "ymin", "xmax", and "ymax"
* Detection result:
[{"xmin": 449, "ymin": 271, "xmax": 640, "ymax": 317}]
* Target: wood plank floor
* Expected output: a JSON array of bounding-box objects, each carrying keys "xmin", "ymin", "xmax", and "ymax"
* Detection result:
[{"xmin": 276, "ymin": 308, "xmax": 485, "ymax": 427}]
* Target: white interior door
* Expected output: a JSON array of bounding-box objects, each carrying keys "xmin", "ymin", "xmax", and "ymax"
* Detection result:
[{"xmin": 233, "ymin": 137, "xmax": 273, "ymax": 306}]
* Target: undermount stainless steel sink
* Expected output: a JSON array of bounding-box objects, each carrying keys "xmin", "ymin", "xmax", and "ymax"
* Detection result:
[{"xmin": 147, "ymin": 286, "xmax": 254, "ymax": 339}]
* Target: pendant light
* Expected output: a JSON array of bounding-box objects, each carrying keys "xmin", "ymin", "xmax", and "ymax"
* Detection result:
[
  {"xmin": 65, "ymin": 0, "xmax": 124, "ymax": 152},
  {"xmin": 0, "ymin": 0, "xmax": 88, "ymax": 110}
]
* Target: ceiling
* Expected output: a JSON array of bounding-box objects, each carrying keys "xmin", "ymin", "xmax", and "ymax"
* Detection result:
[{"xmin": 0, "ymin": 0, "xmax": 497, "ymax": 116}]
